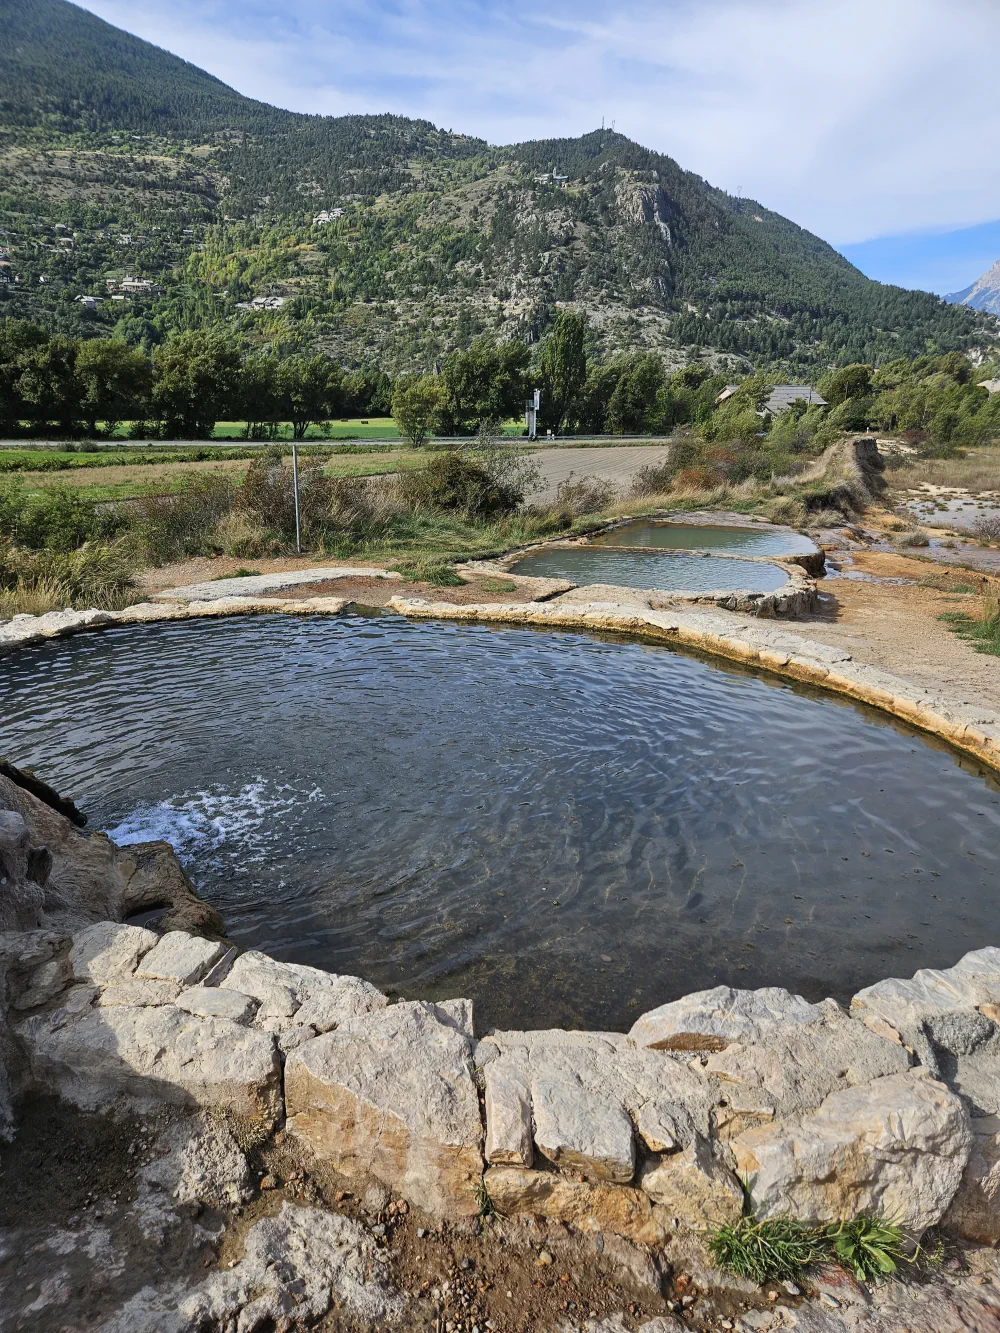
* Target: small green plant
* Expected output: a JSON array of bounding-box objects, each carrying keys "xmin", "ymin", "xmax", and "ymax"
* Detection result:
[
  {"xmin": 474, "ymin": 1176, "xmax": 496, "ymax": 1219},
  {"xmin": 940, "ymin": 591, "xmax": 1000, "ymax": 656},
  {"xmin": 708, "ymin": 1216, "xmax": 822, "ymax": 1284},
  {"xmin": 213, "ymin": 568, "xmax": 261, "ymax": 579},
  {"xmin": 392, "ymin": 561, "xmax": 466, "ymax": 587},
  {"xmin": 481, "ymin": 577, "xmax": 517, "ymax": 593},
  {"xmin": 823, "ymin": 1216, "xmax": 908, "ymax": 1282}
]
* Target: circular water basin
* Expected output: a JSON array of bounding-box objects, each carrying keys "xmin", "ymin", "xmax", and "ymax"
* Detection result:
[
  {"xmin": 589, "ymin": 519, "xmax": 818, "ymax": 558},
  {"xmin": 3, "ymin": 614, "xmax": 998, "ymax": 1032},
  {"xmin": 510, "ymin": 545, "xmax": 790, "ymax": 593}
]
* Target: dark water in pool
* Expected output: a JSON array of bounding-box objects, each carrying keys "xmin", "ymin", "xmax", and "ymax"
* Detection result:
[
  {"xmin": 589, "ymin": 520, "xmax": 818, "ymax": 557},
  {"xmin": 2, "ymin": 614, "xmax": 998, "ymax": 1032},
  {"xmin": 510, "ymin": 545, "xmax": 790, "ymax": 593}
]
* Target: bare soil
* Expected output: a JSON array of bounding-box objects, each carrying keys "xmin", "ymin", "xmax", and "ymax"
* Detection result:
[{"xmin": 785, "ymin": 545, "xmax": 1000, "ymax": 713}]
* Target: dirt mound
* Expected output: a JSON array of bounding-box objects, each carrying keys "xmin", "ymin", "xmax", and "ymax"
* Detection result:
[{"xmin": 801, "ymin": 437, "xmax": 887, "ymax": 515}]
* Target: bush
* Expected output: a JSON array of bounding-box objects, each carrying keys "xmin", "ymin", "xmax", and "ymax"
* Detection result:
[
  {"xmin": 126, "ymin": 472, "xmax": 236, "ymax": 564},
  {"xmin": 399, "ymin": 452, "xmax": 521, "ymax": 520},
  {"xmin": 552, "ymin": 473, "xmax": 619, "ymax": 515},
  {"xmin": 972, "ymin": 514, "xmax": 1000, "ymax": 544},
  {"xmin": 210, "ymin": 511, "xmax": 280, "ymax": 558},
  {"xmin": 630, "ymin": 461, "xmax": 675, "ymax": 497}
]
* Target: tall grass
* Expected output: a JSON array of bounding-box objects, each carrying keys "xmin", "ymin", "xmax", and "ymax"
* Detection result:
[{"xmin": 0, "ymin": 540, "xmax": 137, "ymax": 618}]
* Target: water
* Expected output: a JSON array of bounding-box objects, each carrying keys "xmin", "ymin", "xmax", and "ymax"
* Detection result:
[
  {"xmin": 2, "ymin": 614, "xmax": 998, "ymax": 1033},
  {"xmin": 589, "ymin": 520, "xmax": 819, "ymax": 557},
  {"xmin": 510, "ymin": 546, "xmax": 790, "ymax": 593}
]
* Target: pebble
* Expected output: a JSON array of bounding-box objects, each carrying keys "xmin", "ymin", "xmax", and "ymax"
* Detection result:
[
  {"xmin": 819, "ymin": 1292, "xmax": 841, "ymax": 1309},
  {"xmin": 417, "ymin": 1228, "xmax": 427, "ymax": 1239},
  {"xmin": 782, "ymin": 1281, "xmax": 801, "ymax": 1297},
  {"xmin": 536, "ymin": 1250, "xmax": 554, "ymax": 1266},
  {"xmin": 371, "ymin": 1224, "xmax": 386, "ymax": 1238},
  {"xmin": 259, "ymin": 1175, "xmax": 277, "ymax": 1191}
]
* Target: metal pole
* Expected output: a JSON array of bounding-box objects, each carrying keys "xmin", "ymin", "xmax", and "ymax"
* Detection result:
[{"xmin": 291, "ymin": 439, "xmax": 302, "ymax": 554}]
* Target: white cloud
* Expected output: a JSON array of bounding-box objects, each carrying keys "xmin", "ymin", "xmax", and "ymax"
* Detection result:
[{"xmin": 75, "ymin": 0, "xmax": 1000, "ymax": 246}]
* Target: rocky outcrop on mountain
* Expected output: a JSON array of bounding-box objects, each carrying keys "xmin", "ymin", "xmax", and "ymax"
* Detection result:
[{"xmin": 946, "ymin": 259, "xmax": 1000, "ymax": 316}]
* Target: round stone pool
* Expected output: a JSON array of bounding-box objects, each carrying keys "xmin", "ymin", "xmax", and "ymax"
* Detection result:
[
  {"xmin": 3, "ymin": 614, "xmax": 998, "ymax": 1031},
  {"xmin": 510, "ymin": 545, "xmax": 791, "ymax": 593},
  {"xmin": 589, "ymin": 519, "xmax": 819, "ymax": 558}
]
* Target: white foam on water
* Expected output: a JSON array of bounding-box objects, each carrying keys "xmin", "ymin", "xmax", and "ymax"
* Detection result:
[{"xmin": 107, "ymin": 778, "xmax": 324, "ymax": 872}]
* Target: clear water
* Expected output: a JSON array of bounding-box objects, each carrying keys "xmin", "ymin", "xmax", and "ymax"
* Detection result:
[
  {"xmin": 589, "ymin": 520, "xmax": 818, "ymax": 557},
  {"xmin": 2, "ymin": 614, "xmax": 998, "ymax": 1033},
  {"xmin": 510, "ymin": 546, "xmax": 790, "ymax": 593}
]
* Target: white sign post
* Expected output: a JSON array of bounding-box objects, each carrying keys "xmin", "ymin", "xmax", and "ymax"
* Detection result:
[{"xmin": 291, "ymin": 440, "xmax": 302, "ymax": 554}]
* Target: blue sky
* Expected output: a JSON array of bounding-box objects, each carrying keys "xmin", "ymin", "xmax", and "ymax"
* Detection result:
[{"xmin": 77, "ymin": 0, "xmax": 1000, "ymax": 296}]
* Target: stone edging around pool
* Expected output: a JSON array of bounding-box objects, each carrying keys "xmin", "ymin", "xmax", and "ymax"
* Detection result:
[
  {"xmin": 2, "ymin": 754, "xmax": 1000, "ymax": 1259},
  {"xmin": 1, "ymin": 578, "xmax": 998, "ymax": 776}
]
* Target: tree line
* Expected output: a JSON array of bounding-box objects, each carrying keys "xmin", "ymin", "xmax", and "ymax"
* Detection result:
[{"xmin": 3, "ymin": 311, "xmax": 999, "ymax": 449}]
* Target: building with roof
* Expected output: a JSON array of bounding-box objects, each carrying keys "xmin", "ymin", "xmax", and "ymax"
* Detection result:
[{"xmin": 763, "ymin": 385, "xmax": 827, "ymax": 415}]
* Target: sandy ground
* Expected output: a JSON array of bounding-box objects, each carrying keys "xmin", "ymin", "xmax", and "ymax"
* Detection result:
[
  {"xmin": 792, "ymin": 546, "xmax": 1000, "ymax": 711},
  {"xmin": 529, "ymin": 446, "xmax": 670, "ymax": 504}
]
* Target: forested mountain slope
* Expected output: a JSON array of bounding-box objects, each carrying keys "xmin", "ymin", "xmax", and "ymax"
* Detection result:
[{"xmin": 1, "ymin": 0, "xmax": 995, "ymax": 375}]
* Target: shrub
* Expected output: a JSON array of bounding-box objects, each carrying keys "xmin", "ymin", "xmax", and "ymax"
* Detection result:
[
  {"xmin": 630, "ymin": 461, "xmax": 674, "ymax": 497},
  {"xmin": 552, "ymin": 473, "xmax": 619, "ymax": 515},
  {"xmin": 672, "ymin": 465, "xmax": 720, "ymax": 491},
  {"xmin": 972, "ymin": 514, "xmax": 1000, "ymax": 544},
  {"xmin": 399, "ymin": 452, "xmax": 520, "ymax": 520},
  {"xmin": 126, "ymin": 472, "xmax": 236, "ymax": 564}
]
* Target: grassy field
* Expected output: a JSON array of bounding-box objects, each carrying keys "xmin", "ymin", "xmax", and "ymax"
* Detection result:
[
  {"xmin": 9, "ymin": 451, "xmax": 430, "ymax": 502},
  {"xmin": 889, "ymin": 445, "xmax": 1000, "ymax": 496}
]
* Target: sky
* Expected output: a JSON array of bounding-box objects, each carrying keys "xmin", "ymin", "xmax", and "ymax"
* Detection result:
[{"xmin": 75, "ymin": 0, "xmax": 1000, "ymax": 296}]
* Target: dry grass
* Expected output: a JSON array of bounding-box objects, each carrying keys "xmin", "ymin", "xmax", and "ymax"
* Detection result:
[{"xmin": 891, "ymin": 447, "xmax": 1000, "ymax": 496}]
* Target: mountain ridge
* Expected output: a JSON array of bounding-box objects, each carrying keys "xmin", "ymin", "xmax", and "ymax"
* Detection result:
[
  {"xmin": 1, "ymin": 0, "xmax": 995, "ymax": 374},
  {"xmin": 946, "ymin": 259, "xmax": 1000, "ymax": 316}
]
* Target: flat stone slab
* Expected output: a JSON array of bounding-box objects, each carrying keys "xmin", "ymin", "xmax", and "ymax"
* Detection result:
[
  {"xmin": 151, "ymin": 567, "xmax": 400, "ymax": 602},
  {"xmin": 70, "ymin": 923, "xmax": 159, "ymax": 986},
  {"xmin": 136, "ymin": 931, "xmax": 226, "ymax": 986}
]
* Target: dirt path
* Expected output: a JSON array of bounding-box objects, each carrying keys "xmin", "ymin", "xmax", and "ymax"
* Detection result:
[{"xmin": 784, "ymin": 546, "xmax": 1000, "ymax": 711}]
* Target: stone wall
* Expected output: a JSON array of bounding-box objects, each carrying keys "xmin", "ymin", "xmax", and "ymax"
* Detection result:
[{"xmin": 2, "ymin": 783, "xmax": 1000, "ymax": 1255}]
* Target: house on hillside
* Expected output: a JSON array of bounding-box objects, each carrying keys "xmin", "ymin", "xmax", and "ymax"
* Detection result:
[
  {"xmin": 106, "ymin": 276, "xmax": 162, "ymax": 297},
  {"xmin": 313, "ymin": 209, "xmax": 344, "ymax": 224},
  {"xmin": 764, "ymin": 385, "xmax": 827, "ymax": 415},
  {"xmin": 715, "ymin": 385, "xmax": 740, "ymax": 404}
]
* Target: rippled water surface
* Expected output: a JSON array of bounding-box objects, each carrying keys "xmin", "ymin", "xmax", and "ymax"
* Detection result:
[
  {"xmin": 510, "ymin": 545, "xmax": 790, "ymax": 592},
  {"xmin": 589, "ymin": 520, "xmax": 818, "ymax": 557},
  {"xmin": 3, "ymin": 614, "xmax": 998, "ymax": 1031}
]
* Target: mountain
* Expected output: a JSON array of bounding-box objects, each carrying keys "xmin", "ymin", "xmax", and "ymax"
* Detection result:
[
  {"xmin": 946, "ymin": 260, "xmax": 1000, "ymax": 316},
  {"xmin": 1, "ymin": 0, "xmax": 996, "ymax": 374}
]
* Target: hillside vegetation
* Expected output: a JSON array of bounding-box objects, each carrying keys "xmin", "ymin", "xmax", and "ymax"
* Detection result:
[{"xmin": 1, "ymin": 0, "xmax": 996, "ymax": 378}]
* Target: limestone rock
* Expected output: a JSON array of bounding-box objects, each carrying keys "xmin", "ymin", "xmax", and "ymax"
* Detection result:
[
  {"xmin": 222, "ymin": 949, "xmax": 387, "ymax": 1039},
  {"xmin": 11, "ymin": 954, "xmax": 71, "ymax": 1010},
  {"xmin": 943, "ymin": 1115, "xmax": 1000, "ymax": 1244},
  {"xmin": 0, "ymin": 768, "xmax": 224, "ymax": 935},
  {"xmin": 704, "ymin": 1003, "xmax": 911, "ymax": 1125},
  {"xmin": 852, "ymin": 947, "xmax": 1000, "ymax": 1054},
  {"xmin": 733, "ymin": 1070, "xmax": 971, "ymax": 1232},
  {"xmin": 69, "ymin": 922, "xmax": 158, "ymax": 986},
  {"xmin": 18, "ymin": 1002, "xmax": 282, "ymax": 1124},
  {"xmin": 0, "ymin": 808, "xmax": 49, "ymax": 930},
  {"xmin": 630, "ymin": 985, "xmax": 826, "ymax": 1051},
  {"xmin": 175, "ymin": 985, "xmax": 257, "ymax": 1024},
  {"xmin": 285, "ymin": 1001, "xmax": 483, "ymax": 1216},
  {"xmin": 484, "ymin": 1165, "xmax": 671, "ymax": 1247},
  {"xmin": 96, "ymin": 978, "xmax": 181, "ymax": 1007},
  {"xmin": 484, "ymin": 1065, "xmax": 533, "ymax": 1166},
  {"xmin": 136, "ymin": 931, "xmax": 225, "ymax": 986},
  {"xmin": 532, "ymin": 1075, "xmax": 636, "ymax": 1182},
  {"xmin": 97, "ymin": 1202, "xmax": 402, "ymax": 1332},
  {"xmin": 640, "ymin": 1135, "xmax": 744, "ymax": 1226}
]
